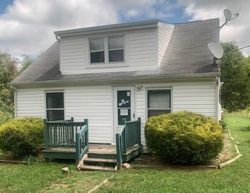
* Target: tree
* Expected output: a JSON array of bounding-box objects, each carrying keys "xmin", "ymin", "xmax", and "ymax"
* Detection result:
[
  {"xmin": 0, "ymin": 52, "xmax": 18, "ymax": 107},
  {"xmin": 220, "ymin": 42, "xmax": 250, "ymax": 112}
]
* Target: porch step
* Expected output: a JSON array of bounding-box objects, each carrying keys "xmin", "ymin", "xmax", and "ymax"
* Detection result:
[
  {"xmin": 87, "ymin": 152, "xmax": 117, "ymax": 160},
  {"xmin": 85, "ymin": 158, "xmax": 117, "ymax": 164},
  {"xmin": 84, "ymin": 157, "xmax": 116, "ymax": 167},
  {"xmin": 79, "ymin": 165, "xmax": 117, "ymax": 172}
]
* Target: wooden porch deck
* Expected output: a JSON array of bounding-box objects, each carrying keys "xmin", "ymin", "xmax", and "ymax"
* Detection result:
[
  {"xmin": 43, "ymin": 143, "xmax": 142, "ymax": 162},
  {"xmin": 43, "ymin": 118, "xmax": 142, "ymax": 171}
]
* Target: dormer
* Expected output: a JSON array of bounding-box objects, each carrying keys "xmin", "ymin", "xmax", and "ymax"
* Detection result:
[{"xmin": 54, "ymin": 20, "xmax": 174, "ymax": 75}]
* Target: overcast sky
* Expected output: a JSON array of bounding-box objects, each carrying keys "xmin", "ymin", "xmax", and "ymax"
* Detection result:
[{"xmin": 0, "ymin": 0, "xmax": 249, "ymax": 62}]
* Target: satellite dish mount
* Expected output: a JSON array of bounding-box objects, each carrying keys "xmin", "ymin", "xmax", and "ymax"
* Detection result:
[{"xmin": 219, "ymin": 9, "xmax": 239, "ymax": 30}]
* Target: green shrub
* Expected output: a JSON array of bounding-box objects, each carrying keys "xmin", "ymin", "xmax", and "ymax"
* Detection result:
[
  {"xmin": 145, "ymin": 111, "xmax": 224, "ymax": 164},
  {"xmin": 0, "ymin": 118, "xmax": 44, "ymax": 157}
]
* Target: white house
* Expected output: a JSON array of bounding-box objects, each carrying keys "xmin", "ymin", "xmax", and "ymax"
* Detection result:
[{"xmin": 12, "ymin": 19, "xmax": 222, "ymax": 145}]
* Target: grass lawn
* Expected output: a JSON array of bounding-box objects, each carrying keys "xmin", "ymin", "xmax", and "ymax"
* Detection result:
[
  {"xmin": 96, "ymin": 112, "xmax": 250, "ymax": 193},
  {"xmin": 0, "ymin": 112, "xmax": 249, "ymax": 193}
]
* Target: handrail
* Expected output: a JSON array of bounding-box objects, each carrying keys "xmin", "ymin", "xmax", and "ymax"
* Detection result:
[
  {"xmin": 115, "ymin": 117, "xmax": 141, "ymax": 170},
  {"xmin": 76, "ymin": 119, "xmax": 89, "ymax": 161},
  {"xmin": 44, "ymin": 118, "xmax": 89, "ymax": 161}
]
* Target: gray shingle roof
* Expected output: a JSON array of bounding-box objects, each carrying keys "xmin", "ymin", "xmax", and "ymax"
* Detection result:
[{"xmin": 12, "ymin": 18, "xmax": 220, "ymax": 87}]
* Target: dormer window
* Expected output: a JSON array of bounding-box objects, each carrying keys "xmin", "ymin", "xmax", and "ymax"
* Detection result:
[
  {"xmin": 89, "ymin": 36, "xmax": 124, "ymax": 64},
  {"xmin": 108, "ymin": 36, "xmax": 124, "ymax": 62},
  {"xmin": 90, "ymin": 38, "xmax": 105, "ymax": 63}
]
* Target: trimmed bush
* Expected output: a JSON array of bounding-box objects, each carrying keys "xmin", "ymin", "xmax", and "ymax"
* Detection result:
[
  {"xmin": 145, "ymin": 111, "xmax": 224, "ymax": 164},
  {"xmin": 0, "ymin": 118, "xmax": 44, "ymax": 157}
]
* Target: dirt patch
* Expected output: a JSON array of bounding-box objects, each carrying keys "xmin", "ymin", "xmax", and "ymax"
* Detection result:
[{"xmin": 212, "ymin": 132, "xmax": 237, "ymax": 165}]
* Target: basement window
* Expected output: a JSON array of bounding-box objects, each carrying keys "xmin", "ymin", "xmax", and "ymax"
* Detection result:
[
  {"xmin": 147, "ymin": 90, "xmax": 171, "ymax": 118},
  {"xmin": 46, "ymin": 92, "xmax": 64, "ymax": 121}
]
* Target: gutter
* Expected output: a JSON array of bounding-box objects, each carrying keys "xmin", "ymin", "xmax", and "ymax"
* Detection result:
[
  {"xmin": 11, "ymin": 72, "xmax": 220, "ymax": 88},
  {"xmin": 54, "ymin": 20, "xmax": 159, "ymax": 38}
]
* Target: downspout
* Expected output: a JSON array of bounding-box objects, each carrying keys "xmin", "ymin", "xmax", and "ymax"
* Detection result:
[{"xmin": 215, "ymin": 76, "xmax": 222, "ymax": 121}]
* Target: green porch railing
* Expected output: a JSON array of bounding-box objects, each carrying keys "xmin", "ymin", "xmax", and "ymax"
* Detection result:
[
  {"xmin": 44, "ymin": 118, "xmax": 88, "ymax": 161},
  {"xmin": 115, "ymin": 117, "xmax": 141, "ymax": 170}
]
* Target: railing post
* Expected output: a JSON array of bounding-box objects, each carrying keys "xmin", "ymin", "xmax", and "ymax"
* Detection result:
[
  {"xmin": 122, "ymin": 118, "xmax": 127, "ymax": 153},
  {"xmin": 138, "ymin": 117, "xmax": 141, "ymax": 146},
  {"xmin": 44, "ymin": 119, "xmax": 48, "ymax": 149},
  {"xmin": 116, "ymin": 133, "xmax": 122, "ymax": 170},
  {"xmin": 76, "ymin": 132, "xmax": 80, "ymax": 162},
  {"xmin": 84, "ymin": 119, "xmax": 89, "ymax": 151}
]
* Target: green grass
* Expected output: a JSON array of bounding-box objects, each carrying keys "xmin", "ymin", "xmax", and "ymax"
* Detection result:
[
  {"xmin": 0, "ymin": 163, "xmax": 64, "ymax": 193},
  {"xmin": 0, "ymin": 112, "xmax": 249, "ymax": 193},
  {"xmin": 96, "ymin": 112, "xmax": 250, "ymax": 193}
]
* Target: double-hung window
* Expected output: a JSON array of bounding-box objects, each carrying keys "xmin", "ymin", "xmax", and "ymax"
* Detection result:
[
  {"xmin": 46, "ymin": 92, "xmax": 64, "ymax": 121},
  {"xmin": 89, "ymin": 36, "xmax": 124, "ymax": 64},
  {"xmin": 90, "ymin": 38, "xmax": 105, "ymax": 63},
  {"xmin": 108, "ymin": 36, "xmax": 124, "ymax": 62},
  {"xmin": 147, "ymin": 89, "xmax": 171, "ymax": 118}
]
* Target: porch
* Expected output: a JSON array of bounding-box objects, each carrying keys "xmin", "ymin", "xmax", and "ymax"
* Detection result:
[{"xmin": 42, "ymin": 118, "xmax": 142, "ymax": 171}]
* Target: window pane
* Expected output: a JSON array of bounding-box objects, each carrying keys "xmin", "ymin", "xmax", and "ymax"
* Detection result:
[
  {"xmin": 148, "ymin": 90, "xmax": 171, "ymax": 109},
  {"xmin": 148, "ymin": 109, "xmax": 171, "ymax": 118},
  {"xmin": 109, "ymin": 50, "xmax": 124, "ymax": 62},
  {"xmin": 91, "ymin": 51, "xmax": 105, "ymax": 63},
  {"xmin": 47, "ymin": 110, "xmax": 64, "ymax": 121},
  {"xmin": 109, "ymin": 37, "xmax": 124, "ymax": 49},
  {"xmin": 46, "ymin": 93, "xmax": 64, "ymax": 108},
  {"xmin": 90, "ymin": 38, "xmax": 104, "ymax": 51}
]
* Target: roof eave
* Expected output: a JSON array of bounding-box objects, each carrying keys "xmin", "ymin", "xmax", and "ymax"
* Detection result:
[
  {"xmin": 11, "ymin": 71, "xmax": 220, "ymax": 88},
  {"xmin": 54, "ymin": 20, "xmax": 160, "ymax": 37}
]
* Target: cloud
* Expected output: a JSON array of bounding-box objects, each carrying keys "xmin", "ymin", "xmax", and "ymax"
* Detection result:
[
  {"xmin": 0, "ymin": 0, "xmax": 249, "ymax": 61},
  {"xmin": 178, "ymin": 0, "xmax": 250, "ymax": 55},
  {"xmin": 0, "ymin": 0, "xmax": 119, "ymax": 59},
  {"xmin": 0, "ymin": 0, "xmax": 182, "ymax": 60}
]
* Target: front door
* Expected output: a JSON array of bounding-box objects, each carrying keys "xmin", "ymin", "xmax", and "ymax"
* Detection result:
[{"xmin": 114, "ymin": 87, "xmax": 135, "ymax": 128}]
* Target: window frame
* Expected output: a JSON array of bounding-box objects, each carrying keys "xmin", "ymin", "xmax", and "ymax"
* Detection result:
[
  {"xmin": 88, "ymin": 35, "xmax": 125, "ymax": 65},
  {"xmin": 146, "ymin": 88, "xmax": 172, "ymax": 118},
  {"xmin": 89, "ymin": 37, "xmax": 105, "ymax": 64},
  {"xmin": 108, "ymin": 36, "xmax": 125, "ymax": 63},
  {"xmin": 45, "ymin": 91, "xmax": 65, "ymax": 121}
]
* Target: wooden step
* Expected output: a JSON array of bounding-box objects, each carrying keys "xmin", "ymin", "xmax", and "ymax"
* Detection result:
[
  {"xmin": 84, "ymin": 158, "xmax": 117, "ymax": 164},
  {"xmin": 79, "ymin": 165, "xmax": 117, "ymax": 172},
  {"xmin": 87, "ymin": 152, "xmax": 117, "ymax": 160}
]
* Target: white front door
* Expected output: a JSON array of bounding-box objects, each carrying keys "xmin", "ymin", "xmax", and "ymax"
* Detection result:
[{"xmin": 113, "ymin": 87, "xmax": 135, "ymax": 141}]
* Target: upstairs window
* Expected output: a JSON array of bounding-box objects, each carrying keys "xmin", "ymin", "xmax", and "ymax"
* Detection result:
[
  {"xmin": 147, "ymin": 90, "xmax": 171, "ymax": 118},
  {"xmin": 90, "ymin": 38, "xmax": 105, "ymax": 63},
  {"xmin": 46, "ymin": 92, "xmax": 64, "ymax": 121},
  {"xmin": 89, "ymin": 36, "xmax": 124, "ymax": 64},
  {"xmin": 108, "ymin": 36, "xmax": 124, "ymax": 62}
]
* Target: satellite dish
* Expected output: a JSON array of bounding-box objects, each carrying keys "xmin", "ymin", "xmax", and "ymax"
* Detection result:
[
  {"xmin": 224, "ymin": 9, "xmax": 232, "ymax": 21},
  {"xmin": 208, "ymin": 42, "xmax": 224, "ymax": 59}
]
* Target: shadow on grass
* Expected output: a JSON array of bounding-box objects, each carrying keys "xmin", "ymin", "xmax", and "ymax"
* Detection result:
[{"xmin": 240, "ymin": 126, "xmax": 250, "ymax": 132}]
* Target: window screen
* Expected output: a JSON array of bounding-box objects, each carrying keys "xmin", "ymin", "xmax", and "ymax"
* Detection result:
[
  {"xmin": 46, "ymin": 92, "xmax": 64, "ymax": 121},
  {"xmin": 147, "ymin": 90, "xmax": 171, "ymax": 117}
]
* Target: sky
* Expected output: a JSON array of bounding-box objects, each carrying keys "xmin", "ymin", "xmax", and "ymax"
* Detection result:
[{"xmin": 0, "ymin": 0, "xmax": 249, "ymax": 63}]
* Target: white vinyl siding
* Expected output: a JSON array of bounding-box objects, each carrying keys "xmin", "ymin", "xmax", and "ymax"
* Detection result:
[
  {"xmin": 134, "ymin": 81, "xmax": 217, "ymax": 145},
  {"xmin": 60, "ymin": 28, "xmax": 158, "ymax": 74},
  {"xmin": 64, "ymin": 86, "xmax": 113, "ymax": 143},
  {"xmin": 16, "ymin": 89, "xmax": 45, "ymax": 117},
  {"xmin": 16, "ymin": 80, "xmax": 218, "ymax": 145}
]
